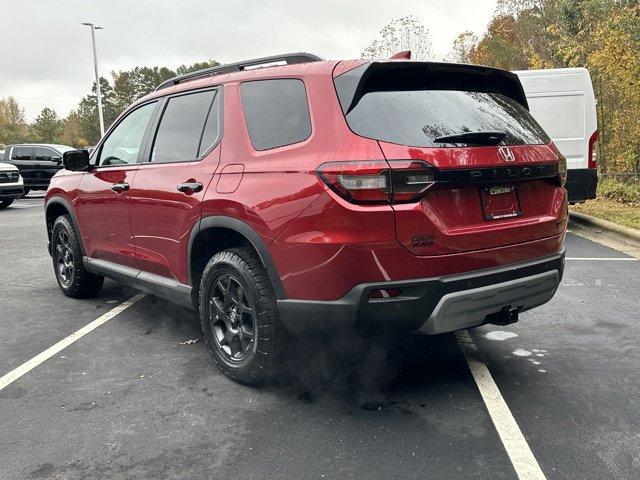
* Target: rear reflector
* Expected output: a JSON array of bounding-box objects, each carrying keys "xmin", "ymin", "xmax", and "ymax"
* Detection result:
[{"xmin": 317, "ymin": 160, "xmax": 435, "ymax": 205}]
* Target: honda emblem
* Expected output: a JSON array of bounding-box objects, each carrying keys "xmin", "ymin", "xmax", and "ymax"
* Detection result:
[{"xmin": 499, "ymin": 147, "xmax": 516, "ymax": 162}]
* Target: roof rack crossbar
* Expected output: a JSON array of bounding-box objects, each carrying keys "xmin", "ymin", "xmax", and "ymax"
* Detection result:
[{"xmin": 155, "ymin": 52, "xmax": 323, "ymax": 91}]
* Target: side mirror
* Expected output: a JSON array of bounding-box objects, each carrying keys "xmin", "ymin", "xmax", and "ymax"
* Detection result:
[
  {"xmin": 62, "ymin": 150, "xmax": 91, "ymax": 172},
  {"xmin": 52, "ymin": 156, "xmax": 62, "ymax": 165}
]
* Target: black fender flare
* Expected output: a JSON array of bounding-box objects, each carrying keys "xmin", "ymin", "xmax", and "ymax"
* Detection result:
[
  {"xmin": 45, "ymin": 196, "xmax": 86, "ymax": 256},
  {"xmin": 188, "ymin": 216, "xmax": 286, "ymax": 300}
]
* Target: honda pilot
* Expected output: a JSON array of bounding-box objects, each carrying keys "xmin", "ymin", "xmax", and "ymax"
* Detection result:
[{"xmin": 45, "ymin": 53, "xmax": 567, "ymax": 384}]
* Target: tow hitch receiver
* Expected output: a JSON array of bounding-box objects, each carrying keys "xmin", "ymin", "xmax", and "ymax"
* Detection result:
[{"xmin": 487, "ymin": 306, "xmax": 520, "ymax": 326}]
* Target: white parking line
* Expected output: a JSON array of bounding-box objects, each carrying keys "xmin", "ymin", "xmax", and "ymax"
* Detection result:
[
  {"xmin": 456, "ymin": 330, "xmax": 547, "ymax": 480},
  {"xmin": 565, "ymin": 257, "xmax": 637, "ymax": 261},
  {"xmin": 0, "ymin": 294, "xmax": 146, "ymax": 392}
]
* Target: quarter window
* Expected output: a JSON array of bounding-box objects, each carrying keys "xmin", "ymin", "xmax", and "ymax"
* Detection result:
[
  {"xmin": 98, "ymin": 102, "xmax": 156, "ymax": 166},
  {"xmin": 198, "ymin": 93, "xmax": 222, "ymax": 156},
  {"xmin": 150, "ymin": 90, "xmax": 218, "ymax": 163},
  {"xmin": 240, "ymin": 79, "xmax": 311, "ymax": 151}
]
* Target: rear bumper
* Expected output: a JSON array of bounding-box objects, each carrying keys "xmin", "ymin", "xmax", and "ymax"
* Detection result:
[
  {"xmin": 567, "ymin": 168, "xmax": 597, "ymax": 203},
  {"xmin": 277, "ymin": 249, "xmax": 565, "ymax": 335}
]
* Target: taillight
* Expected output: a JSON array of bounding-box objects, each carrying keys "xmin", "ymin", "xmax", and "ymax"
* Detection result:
[
  {"xmin": 316, "ymin": 161, "xmax": 390, "ymax": 204},
  {"xmin": 588, "ymin": 131, "xmax": 598, "ymax": 169},
  {"xmin": 558, "ymin": 156, "xmax": 567, "ymax": 187},
  {"xmin": 316, "ymin": 160, "xmax": 435, "ymax": 204},
  {"xmin": 389, "ymin": 160, "xmax": 436, "ymax": 203}
]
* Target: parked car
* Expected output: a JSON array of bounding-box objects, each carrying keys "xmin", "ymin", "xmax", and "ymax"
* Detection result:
[
  {"xmin": 514, "ymin": 68, "xmax": 598, "ymax": 203},
  {"xmin": 0, "ymin": 161, "xmax": 24, "ymax": 209},
  {"xmin": 45, "ymin": 53, "xmax": 567, "ymax": 384},
  {"xmin": 4, "ymin": 144, "xmax": 75, "ymax": 195}
]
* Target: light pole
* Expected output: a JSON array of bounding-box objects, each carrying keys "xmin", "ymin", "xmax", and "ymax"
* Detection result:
[{"xmin": 82, "ymin": 22, "xmax": 105, "ymax": 137}]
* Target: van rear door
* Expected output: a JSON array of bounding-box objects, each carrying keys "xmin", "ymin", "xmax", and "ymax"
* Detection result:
[{"xmin": 515, "ymin": 68, "xmax": 598, "ymax": 202}]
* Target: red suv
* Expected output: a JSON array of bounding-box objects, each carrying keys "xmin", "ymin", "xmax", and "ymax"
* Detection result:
[{"xmin": 46, "ymin": 53, "xmax": 567, "ymax": 384}]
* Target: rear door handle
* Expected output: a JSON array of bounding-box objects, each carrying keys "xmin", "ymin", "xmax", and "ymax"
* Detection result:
[
  {"xmin": 111, "ymin": 182, "xmax": 129, "ymax": 192},
  {"xmin": 177, "ymin": 181, "xmax": 203, "ymax": 193}
]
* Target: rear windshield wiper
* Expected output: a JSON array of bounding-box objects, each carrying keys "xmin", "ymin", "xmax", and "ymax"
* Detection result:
[{"xmin": 434, "ymin": 130, "xmax": 507, "ymax": 145}]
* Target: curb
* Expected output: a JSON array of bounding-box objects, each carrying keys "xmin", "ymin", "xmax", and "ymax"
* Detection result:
[{"xmin": 569, "ymin": 211, "xmax": 640, "ymax": 243}]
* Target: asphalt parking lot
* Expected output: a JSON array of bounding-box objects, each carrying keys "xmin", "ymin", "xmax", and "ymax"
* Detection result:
[{"xmin": 1, "ymin": 195, "xmax": 639, "ymax": 480}]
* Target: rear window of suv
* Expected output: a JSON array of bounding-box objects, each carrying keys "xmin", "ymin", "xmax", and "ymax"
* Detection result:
[
  {"xmin": 240, "ymin": 79, "xmax": 311, "ymax": 151},
  {"xmin": 334, "ymin": 62, "xmax": 550, "ymax": 148},
  {"xmin": 342, "ymin": 90, "xmax": 550, "ymax": 148}
]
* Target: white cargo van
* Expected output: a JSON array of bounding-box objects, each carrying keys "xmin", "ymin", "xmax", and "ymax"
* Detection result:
[{"xmin": 514, "ymin": 68, "xmax": 598, "ymax": 203}]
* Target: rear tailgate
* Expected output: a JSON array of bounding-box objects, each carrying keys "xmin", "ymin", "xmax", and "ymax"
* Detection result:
[
  {"xmin": 334, "ymin": 61, "xmax": 567, "ymax": 256},
  {"xmin": 378, "ymin": 142, "xmax": 566, "ymax": 255}
]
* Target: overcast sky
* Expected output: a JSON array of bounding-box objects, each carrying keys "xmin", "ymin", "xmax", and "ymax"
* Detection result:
[{"xmin": 0, "ymin": 0, "xmax": 497, "ymax": 121}]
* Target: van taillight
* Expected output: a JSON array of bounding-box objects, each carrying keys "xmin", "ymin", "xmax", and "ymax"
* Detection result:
[
  {"xmin": 588, "ymin": 131, "xmax": 598, "ymax": 169},
  {"xmin": 316, "ymin": 160, "xmax": 435, "ymax": 204}
]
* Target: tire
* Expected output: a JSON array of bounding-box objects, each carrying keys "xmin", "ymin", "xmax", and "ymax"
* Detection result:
[
  {"xmin": 199, "ymin": 247, "xmax": 282, "ymax": 385},
  {"xmin": 20, "ymin": 188, "xmax": 30, "ymax": 198},
  {"xmin": 51, "ymin": 215, "xmax": 104, "ymax": 298},
  {"xmin": 0, "ymin": 200, "xmax": 13, "ymax": 209}
]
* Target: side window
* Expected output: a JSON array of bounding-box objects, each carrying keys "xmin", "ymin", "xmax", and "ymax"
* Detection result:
[
  {"xmin": 98, "ymin": 102, "xmax": 156, "ymax": 166},
  {"xmin": 10, "ymin": 147, "xmax": 32, "ymax": 160},
  {"xmin": 150, "ymin": 90, "xmax": 217, "ymax": 163},
  {"xmin": 35, "ymin": 147, "xmax": 60, "ymax": 161},
  {"xmin": 240, "ymin": 79, "xmax": 311, "ymax": 151}
]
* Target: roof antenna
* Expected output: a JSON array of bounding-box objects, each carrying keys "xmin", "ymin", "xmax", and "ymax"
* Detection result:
[{"xmin": 389, "ymin": 50, "xmax": 411, "ymax": 60}]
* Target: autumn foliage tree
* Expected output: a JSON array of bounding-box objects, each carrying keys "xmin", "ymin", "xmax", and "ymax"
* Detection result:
[
  {"xmin": 0, "ymin": 98, "xmax": 30, "ymax": 145},
  {"xmin": 458, "ymin": 0, "xmax": 640, "ymax": 174}
]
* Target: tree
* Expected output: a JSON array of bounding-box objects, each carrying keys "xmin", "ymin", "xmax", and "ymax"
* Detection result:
[
  {"xmin": 469, "ymin": 14, "xmax": 532, "ymax": 69},
  {"xmin": 448, "ymin": 31, "xmax": 478, "ymax": 63},
  {"xmin": 450, "ymin": 0, "xmax": 640, "ymax": 174},
  {"xmin": 111, "ymin": 66, "xmax": 176, "ymax": 112},
  {"xmin": 32, "ymin": 107, "xmax": 64, "ymax": 143},
  {"xmin": 60, "ymin": 110, "xmax": 89, "ymax": 148},
  {"xmin": 175, "ymin": 60, "xmax": 219, "ymax": 76},
  {"xmin": 74, "ymin": 77, "xmax": 118, "ymax": 145},
  {"xmin": 581, "ymin": 4, "xmax": 640, "ymax": 173},
  {"xmin": 362, "ymin": 16, "xmax": 433, "ymax": 61},
  {"xmin": 110, "ymin": 61, "xmax": 219, "ymax": 115},
  {"xmin": 0, "ymin": 97, "xmax": 31, "ymax": 145}
]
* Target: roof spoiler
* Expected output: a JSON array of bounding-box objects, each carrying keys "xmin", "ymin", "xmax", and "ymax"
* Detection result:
[
  {"xmin": 155, "ymin": 52, "xmax": 323, "ymax": 91},
  {"xmin": 334, "ymin": 61, "xmax": 529, "ymax": 114},
  {"xmin": 389, "ymin": 50, "xmax": 411, "ymax": 59}
]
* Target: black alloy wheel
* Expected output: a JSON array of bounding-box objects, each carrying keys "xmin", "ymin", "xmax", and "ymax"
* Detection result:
[
  {"xmin": 51, "ymin": 215, "xmax": 104, "ymax": 298},
  {"xmin": 208, "ymin": 273, "xmax": 256, "ymax": 364},
  {"xmin": 199, "ymin": 247, "xmax": 282, "ymax": 385},
  {"xmin": 54, "ymin": 228, "xmax": 74, "ymax": 288}
]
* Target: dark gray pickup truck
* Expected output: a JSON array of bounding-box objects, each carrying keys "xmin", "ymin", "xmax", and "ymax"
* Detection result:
[{"xmin": 4, "ymin": 144, "xmax": 74, "ymax": 195}]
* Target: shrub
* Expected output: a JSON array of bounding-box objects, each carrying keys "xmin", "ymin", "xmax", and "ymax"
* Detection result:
[{"xmin": 597, "ymin": 179, "xmax": 640, "ymax": 204}]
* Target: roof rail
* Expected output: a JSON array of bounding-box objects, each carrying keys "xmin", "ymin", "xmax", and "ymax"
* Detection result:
[{"xmin": 155, "ymin": 52, "xmax": 323, "ymax": 91}]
